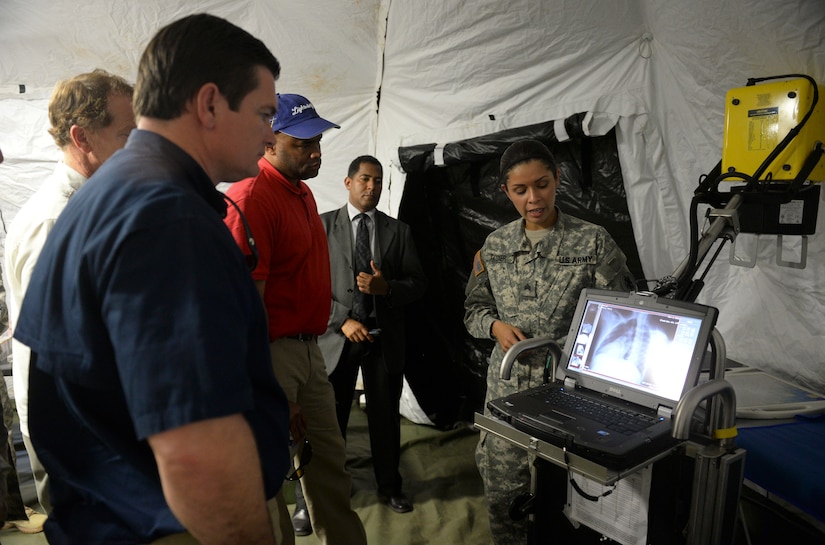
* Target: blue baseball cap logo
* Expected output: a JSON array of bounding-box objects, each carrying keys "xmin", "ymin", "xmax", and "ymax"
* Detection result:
[{"xmin": 270, "ymin": 93, "xmax": 340, "ymax": 139}]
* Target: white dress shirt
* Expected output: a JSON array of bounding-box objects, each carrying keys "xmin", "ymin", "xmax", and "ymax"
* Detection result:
[{"xmin": 4, "ymin": 161, "xmax": 87, "ymax": 435}]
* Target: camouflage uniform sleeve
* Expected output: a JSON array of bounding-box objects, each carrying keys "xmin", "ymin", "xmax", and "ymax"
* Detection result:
[
  {"xmin": 464, "ymin": 249, "xmax": 499, "ymax": 340},
  {"xmin": 594, "ymin": 229, "xmax": 636, "ymax": 291}
]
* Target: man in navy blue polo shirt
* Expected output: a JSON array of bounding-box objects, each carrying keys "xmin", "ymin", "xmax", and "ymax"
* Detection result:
[{"xmin": 13, "ymin": 14, "xmax": 290, "ymax": 545}]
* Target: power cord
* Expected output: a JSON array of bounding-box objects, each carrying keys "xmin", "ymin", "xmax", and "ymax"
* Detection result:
[{"xmin": 563, "ymin": 447, "xmax": 617, "ymax": 502}]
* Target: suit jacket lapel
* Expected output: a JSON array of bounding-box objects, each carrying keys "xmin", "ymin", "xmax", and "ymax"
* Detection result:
[
  {"xmin": 331, "ymin": 206, "xmax": 353, "ymax": 270},
  {"xmin": 374, "ymin": 211, "xmax": 396, "ymax": 266}
]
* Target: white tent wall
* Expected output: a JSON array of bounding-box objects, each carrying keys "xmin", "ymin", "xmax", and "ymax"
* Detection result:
[
  {"xmin": 0, "ymin": 0, "xmax": 384, "ymax": 216},
  {"xmin": 641, "ymin": 1, "xmax": 825, "ymax": 392},
  {"xmin": 377, "ymin": 0, "xmax": 651, "ymax": 210},
  {"xmin": 1, "ymin": 0, "xmax": 824, "ymax": 392}
]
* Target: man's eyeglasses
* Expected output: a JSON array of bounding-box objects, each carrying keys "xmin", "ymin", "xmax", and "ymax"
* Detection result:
[
  {"xmin": 223, "ymin": 194, "xmax": 259, "ymax": 272},
  {"xmin": 286, "ymin": 438, "xmax": 313, "ymax": 481}
]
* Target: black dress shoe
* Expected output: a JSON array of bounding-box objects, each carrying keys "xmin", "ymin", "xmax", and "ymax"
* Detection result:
[
  {"xmin": 383, "ymin": 493, "xmax": 414, "ymax": 513},
  {"xmin": 292, "ymin": 506, "xmax": 313, "ymax": 536}
]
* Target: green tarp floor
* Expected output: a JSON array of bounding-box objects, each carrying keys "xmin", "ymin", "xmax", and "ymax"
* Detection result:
[{"xmin": 289, "ymin": 399, "xmax": 492, "ymax": 544}]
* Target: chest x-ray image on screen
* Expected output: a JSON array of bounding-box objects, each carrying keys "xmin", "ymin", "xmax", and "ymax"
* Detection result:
[{"xmin": 572, "ymin": 301, "xmax": 703, "ymax": 400}]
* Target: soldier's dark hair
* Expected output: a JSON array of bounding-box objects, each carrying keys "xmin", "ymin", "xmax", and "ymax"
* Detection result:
[
  {"xmin": 499, "ymin": 139, "xmax": 558, "ymax": 185},
  {"xmin": 134, "ymin": 13, "xmax": 280, "ymax": 119}
]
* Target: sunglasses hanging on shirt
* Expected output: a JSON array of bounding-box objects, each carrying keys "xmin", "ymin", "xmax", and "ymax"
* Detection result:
[
  {"xmin": 286, "ymin": 438, "xmax": 313, "ymax": 481},
  {"xmin": 223, "ymin": 193, "xmax": 259, "ymax": 272}
]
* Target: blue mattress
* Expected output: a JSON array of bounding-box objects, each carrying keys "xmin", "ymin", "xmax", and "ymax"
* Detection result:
[{"xmin": 736, "ymin": 414, "xmax": 825, "ymax": 523}]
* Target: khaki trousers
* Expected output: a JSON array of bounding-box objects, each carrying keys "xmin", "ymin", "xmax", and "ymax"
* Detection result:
[{"xmin": 270, "ymin": 337, "xmax": 366, "ymax": 545}]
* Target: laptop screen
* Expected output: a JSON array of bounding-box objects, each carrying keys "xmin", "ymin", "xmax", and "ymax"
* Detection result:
[{"xmin": 564, "ymin": 292, "xmax": 709, "ymax": 403}]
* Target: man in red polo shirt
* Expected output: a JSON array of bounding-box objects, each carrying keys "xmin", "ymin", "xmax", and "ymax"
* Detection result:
[{"xmin": 223, "ymin": 93, "xmax": 366, "ymax": 545}]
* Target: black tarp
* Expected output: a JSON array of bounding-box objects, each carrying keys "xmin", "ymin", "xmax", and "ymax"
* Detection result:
[{"xmin": 397, "ymin": 116, "xmax": 644, "ymax": 429}]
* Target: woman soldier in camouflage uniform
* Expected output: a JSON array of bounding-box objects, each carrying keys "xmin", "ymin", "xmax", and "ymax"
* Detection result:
[{"xmin": 464, "ymin": 139, "xmax": 635, "ymax": 545}]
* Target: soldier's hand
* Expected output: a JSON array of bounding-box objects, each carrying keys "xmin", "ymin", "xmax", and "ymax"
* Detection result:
[{"xmin": 492, "ymin": 320, "xmax": 527, "ymax": 352}]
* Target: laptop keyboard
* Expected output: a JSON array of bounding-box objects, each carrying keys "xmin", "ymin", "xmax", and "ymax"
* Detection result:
[{"xmin": 531, "ymin": 388, "xmax": 660, "ymax": 435}]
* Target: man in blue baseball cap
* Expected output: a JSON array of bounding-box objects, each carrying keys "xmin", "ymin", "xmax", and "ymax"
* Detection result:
[{"xmin": 224, "ymin": 94, "xmax": 366, "ymax": 545}]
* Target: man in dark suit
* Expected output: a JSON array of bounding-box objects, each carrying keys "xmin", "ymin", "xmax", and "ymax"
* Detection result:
[{"xmin": 318, "ymin": 155, "xmax": 427, "ymax": 513}]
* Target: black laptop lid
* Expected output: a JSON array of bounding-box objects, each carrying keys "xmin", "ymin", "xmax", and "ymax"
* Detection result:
[{"xmin": 558, "ymin": 289, "xmax": 719, "ymax": 410}]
